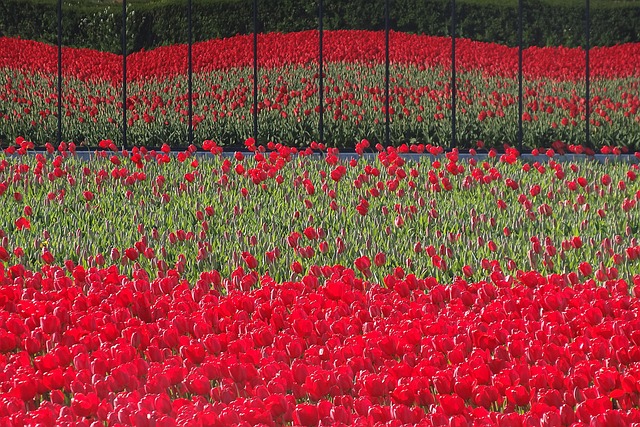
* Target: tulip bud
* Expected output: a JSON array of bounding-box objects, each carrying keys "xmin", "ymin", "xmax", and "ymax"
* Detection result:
[
  {"xmin": 528, "ymin": 250, "xmax": 537, "ymax": 269},
  {"xmin": 462, "ymin": 265, "xmax": 473, "ymax": 277},
  {"xmin": 291, "ymin": 261, "xmax": 303, "ymax": 275}
]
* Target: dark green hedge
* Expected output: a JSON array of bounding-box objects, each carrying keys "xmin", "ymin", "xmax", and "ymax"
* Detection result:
[{"xmin": 1, "ymin": 0, "xmax": 639, "ymax": 54}]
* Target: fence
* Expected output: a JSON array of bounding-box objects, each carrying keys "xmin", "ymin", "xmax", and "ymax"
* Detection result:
[{"xmin": 45, "ymin": 0, "xmax": 598, "ymax": 150}]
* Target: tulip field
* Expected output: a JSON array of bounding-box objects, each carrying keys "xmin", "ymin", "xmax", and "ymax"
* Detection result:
[
  {"xmin": 2, "ymin": 27, "xmax": 640, "ymax": 427},
  {"xmin": 1, "ymin": 30, "xmax": 640, "ymax": 148},
  {"xmin": 1, "ymin": 135, "xmax": 640, "ymax": 426}
]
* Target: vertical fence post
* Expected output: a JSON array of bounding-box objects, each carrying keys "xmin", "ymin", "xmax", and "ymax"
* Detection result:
[
  {"xmin": 318, "ymin": 0, "xmax": 324, "ymax": 145},
  {"xmin": 253, "ymin": 0, "xmax": 258, "ymax": 142},
  {"xmin": 585, "ymin": 0, "xmax": 591, "ymax": 149},
  {"xmin": 122, "ymin": 0, "xmax": 127, "ymax": 149},
  {"xmin": 385, "ymin": 0, "xmax": 390, "ymax": 147},
  {"xmin": 57, "ymin": 0, "xmax": 62, "ymax": 145},
  {"xmin": 187, "ymin": 0, "xmax": 193, "ymax": 145},
  {"xmin": 450, "ymin": 0, "xmax": 456, "ymax": 149},
  {"xmin": 518, "ymin": 0, "xmax": 523, "ymax": 152}
]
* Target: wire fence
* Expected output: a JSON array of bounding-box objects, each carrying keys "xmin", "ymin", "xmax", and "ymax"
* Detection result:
[{"xmin": 50, "ymin": 0, "xmax": 596, "ymax": 151}]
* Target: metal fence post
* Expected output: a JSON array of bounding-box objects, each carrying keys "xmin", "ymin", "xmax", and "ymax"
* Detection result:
[
  {"xmin": 385, "ymin": 0, "xmax": 390, "ymax": 147},
  {"xmin": 57, "ymin": 0, "xmax": 62, "ymax": 145},
  {"xmin": 318, "ymin": 0, "xmax": 324, "ymax": 145},
  {"xmin": 253, "ymin": 0, "xmax": 258, "ymax": 142},
  {"xmin": 188, "ymin": 0, "xmax": 193, "ymax": 145},
  {"xmin": 585, "ymin": 0, "xmax": 591, "ymax": 149},
  {"xmin": 518, "ymin": 0, "xmax": 523, "ymax": 152},
  {"xmin": 450, "ymin": 0, "xmax": 457, "ymax": 149},
  {"xmin": 122, "ymin": 0, "xmax": 127, "ymax": 149}
]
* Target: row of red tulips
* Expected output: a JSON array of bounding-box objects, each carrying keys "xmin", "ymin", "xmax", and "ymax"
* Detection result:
[
  {"xmin": 2, "ymin": 31, "xmax": 640, "ymax": 82},
  {"xmin": 2, "ymin": 261, "xmax": 640, "ymax": 426}
]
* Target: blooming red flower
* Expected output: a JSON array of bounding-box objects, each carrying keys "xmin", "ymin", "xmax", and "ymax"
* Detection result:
[
  {"xmin": 579, "ymin": 262, "xmax": 593, "ymax": 276},
  {"xmin": 439, "ymin": 394, "xmax": 465, "ymax": 416},
  {"xmin": 0, "ymin": 247, "xmax": 9, "ymax": 262},
  {"xmin": 293, "ymin": 404, "xmax": 319, "ymax": 426},
  {"xmin": 354, "ymin": 256, "xmax": 371, "ymax": 272},
  {"xmin": 241, "ymin": 251, "xmax": 258, "ymax": 269},
  {"xmin": 124, "ymin": 247, "xmax": 139, "ymax": 261},
  {"xmin": 71, "ymin": 392, "xmax": 99, "ymax": 418},
  {"xmin": 291, "ymin": 261, "xmax": 303, "ymax": 274},
  {"xmin": 41, "ymin": 250, "xmax": 54, "ymax": 264},
  {"xmin": 15, "ymin": 216, "xmax": 30, "ymax": 230}
]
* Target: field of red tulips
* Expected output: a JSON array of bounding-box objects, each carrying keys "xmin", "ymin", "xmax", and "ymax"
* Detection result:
[
  {"xmin": 1, "ymin": 30, "xmax": 639, "ymax": 148},
  {"xmin": 1, "ymin": 137, "xmax": 640, "ymax": 425}
]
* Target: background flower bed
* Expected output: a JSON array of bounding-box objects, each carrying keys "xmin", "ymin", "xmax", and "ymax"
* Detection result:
[{"xmin": 1, "ymin": 31, "xmax": 639, "ymax": 149}]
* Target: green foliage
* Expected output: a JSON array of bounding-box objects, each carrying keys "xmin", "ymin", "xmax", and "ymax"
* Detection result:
[{"xmin": 1, "ymin": 0, "xmax": 639, "ymax": 54}]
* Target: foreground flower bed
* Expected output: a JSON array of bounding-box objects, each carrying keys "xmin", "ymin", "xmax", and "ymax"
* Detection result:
[
  {"xmin": 2, "ymin": 264, "xmax": 640, "ymax": 426},
  {"xmin": 1, "ymin": 31, "xmax": 639, "ymax": 148},
  {"xmin": 1, "ymin": 138, "xmax": 640, "ymax": 425}
]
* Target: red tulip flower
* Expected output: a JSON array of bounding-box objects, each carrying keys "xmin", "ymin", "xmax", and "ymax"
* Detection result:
[{"xmin": 15, "ymin": 217, "xmax": 31, "ymax": 230}]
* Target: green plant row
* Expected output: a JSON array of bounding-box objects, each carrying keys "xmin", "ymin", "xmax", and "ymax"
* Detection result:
[{"xmin": 1, "ymin": 0, "xmax": 639, "ymax": 54}]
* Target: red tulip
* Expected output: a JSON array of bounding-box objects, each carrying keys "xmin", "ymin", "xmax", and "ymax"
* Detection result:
[
  {"xmin": 462, "ymin": 265, "xmax": 473, "ymax": 277},
  {"xmin": 439, "ymin": 394, "xmax": 465, "ymax": 416},
  {"xmin": 354, "ymin": 256, "xmax": 371, "ymax": 272},
  {"xmin": 579, "ymin": 262, "xmax": 593, "ymax": 277},
  {"xmin": 41, "ymin": 250, "xmax": 54, "ymax": 264},
  {"xmin": 15, "ymin": 217, "xmax": 31, "ymax": 230},
  {"xmin": 124, "ymin": 247, "xmax": 138, "ymax": 261},
  {"xmin": 374, "ymin": 252, "xmax": 386, "ymax": 267},
  {"xmin": 71, "ymin": 392, "xmax": 99, "ymax": 418},
  {"xmin": 0, "ymin": 247, "xmax": 10, "ymax": 262},
  {"xmin": 291, "ymin": 261, "xmax": 303, "ymax": 275},
  {"xmin": 241, "ymin": 251, "xmax": 258, "ymax": 269},
  {"xmin": 293, "ymin": 404, "xmax": 319, "ymax": 426}
]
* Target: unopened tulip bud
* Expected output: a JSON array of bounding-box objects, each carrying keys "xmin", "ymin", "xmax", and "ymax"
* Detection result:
[{"xmin": 528, "ymin": 250, "xmax": 537, "ymax": 269}]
